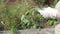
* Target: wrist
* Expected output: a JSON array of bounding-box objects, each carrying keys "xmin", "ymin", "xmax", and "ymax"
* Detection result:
[{"xmin": 55, "ymin": 12, "xmax": 60, "ymax": 19}]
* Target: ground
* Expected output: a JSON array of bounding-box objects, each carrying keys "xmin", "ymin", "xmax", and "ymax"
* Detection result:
[{"xmin": 0, "ymin": 28, "xmax": 54, "ymax": 34}]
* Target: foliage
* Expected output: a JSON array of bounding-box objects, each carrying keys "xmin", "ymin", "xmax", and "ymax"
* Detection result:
[
  {"xmin": 47, "ymin": 19, "xmax": 57, "ymax": 26},
  {"xmin": 50, "ymin": 0, "xmax": 59, "ymax": 8},
  {"xmin": 34, "ymin": 0, "xmax": 59, "ymax": 8},
  {"xmin": 0, "ymin": 0, "xmax": 59, "ymax": 34}
]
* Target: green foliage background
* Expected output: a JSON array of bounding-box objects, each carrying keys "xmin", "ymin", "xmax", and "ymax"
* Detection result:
[{"xmin": 0, "ymin": 0, "xmax": 59, "ymax": 34}]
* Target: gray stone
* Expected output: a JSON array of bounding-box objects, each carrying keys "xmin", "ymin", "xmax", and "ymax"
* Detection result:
[{"xmin": 0, "ymin": 28, "xmax": 54, "ymax": 34}]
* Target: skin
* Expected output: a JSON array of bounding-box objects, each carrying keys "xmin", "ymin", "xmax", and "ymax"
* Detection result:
[
  {"xmin": 56, "ymin": 11, "xmax": 60, "ymax": 19},
  {"xmin": 43, "ymin": 2, "xmax": 60, "ymax": 19}
]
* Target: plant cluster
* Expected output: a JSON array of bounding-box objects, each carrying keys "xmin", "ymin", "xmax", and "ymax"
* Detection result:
[{"xmin": 0, "ymin": 0, "xmax": 59, "ymax": 34}]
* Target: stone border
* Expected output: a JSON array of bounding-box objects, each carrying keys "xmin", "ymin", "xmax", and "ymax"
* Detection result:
[{"xmin": 0, "ymin": 28, "xmax": 54, "ymax": 34}]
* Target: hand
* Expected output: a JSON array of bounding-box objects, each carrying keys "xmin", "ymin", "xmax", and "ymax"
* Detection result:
[{"xmin": 37, "ymin": 7, "xmax": 58, "ymax": 19}]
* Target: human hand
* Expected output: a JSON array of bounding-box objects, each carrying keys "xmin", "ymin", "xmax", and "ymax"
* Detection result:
[{"xmin": 37, "ymin": 7, "xmax": 58, "ymax": 19}]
